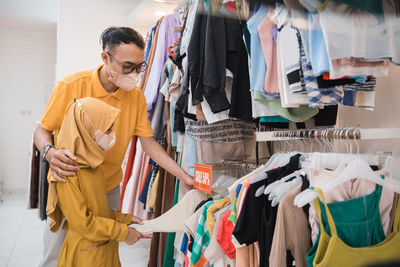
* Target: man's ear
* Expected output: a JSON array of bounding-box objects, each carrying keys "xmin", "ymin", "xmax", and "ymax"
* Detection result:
[{"xmin": 101, "ymin": 52, "xmax": 109, "ymax": 64}]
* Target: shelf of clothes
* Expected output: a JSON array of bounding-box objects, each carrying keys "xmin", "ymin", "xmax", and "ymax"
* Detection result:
[
  {"xmin": 130, "ymin": 152, "xmax": 400, "ymax": 267},
  {"xmin": 120, "ymin": 0, "xmax": 400, "ymax": 266}
]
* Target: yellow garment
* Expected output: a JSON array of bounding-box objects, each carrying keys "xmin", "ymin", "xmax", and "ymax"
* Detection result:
[
  {"xmin": 147, "ymin": 172, "xmax": 160, "ymax": 210},
  {"xmin": 40, "ymin": 65, "xmax": 154, "ymax": 191},
  {"xmin": 206, "ymin": 197, "xmax": 231, "ymax": 234},
  {"xmin": 46, "ymin": 97, "xmax": 132, "ymax": 267},
  {"xmin": 312, "ymin": 187, "xmax": 400, "ymax": 267},
  {"xmin": 57, "ymin": 168, "xmax": 132, "ymax": 267}
]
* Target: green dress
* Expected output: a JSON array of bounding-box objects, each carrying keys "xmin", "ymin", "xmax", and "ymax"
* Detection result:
[{"xmin": 307, "ymin": 180, "xmax": 386, "ymax": 266}]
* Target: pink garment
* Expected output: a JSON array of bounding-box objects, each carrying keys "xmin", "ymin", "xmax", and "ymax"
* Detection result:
[
  {"xmin": 330, "ymin": 58, "xmax": 389, "ymax": 79},
  {"xmin": 308, "ymin": 168, "xmax": 394, "ymax": 243},
  {"xmin": 121, "ymin": 140, "xmax": 152, "ymax": 220},
  {"xmin": 217, "ymin": 212, "xmax": 236, "ymax": 259},
  {"xmin": 258, "ymin": 8, "xmax": 279, "ymax": 94},
  {"xmin": 131, "ymin": 154, "xmax": 150, "ymax": 218}
]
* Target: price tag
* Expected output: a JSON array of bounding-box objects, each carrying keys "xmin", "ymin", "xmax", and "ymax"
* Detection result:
[{"xmin": 194, "ymin": 163, "xmax": 212, "ymax": 193}]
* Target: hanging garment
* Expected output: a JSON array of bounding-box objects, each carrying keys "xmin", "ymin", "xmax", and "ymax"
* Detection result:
[
  {"xmin": 185, "ymin": 118, "xmax": 256, "ymax": 143},
  {"xmin": 233, "ymin": 154, "xmax": 301, "ymax": 267},
  {"xmin": 308, "ymin": 12, "xmax": 330, "ymax": 76},
  {"xmin": 187, "ymin": 7, "xmax": 230, "ymax": 113},
  {"xmin": 29, "ymin": 142, "xmax": 40, "ymax": 209},
  {"xmin": 120, "ymin": 136, "xmax": 137, "ymax": 210},
  {"xmin": 139, "ymin": 17, "xmax": 164, "ymax": 91},
  {"xmin": 191, "ymin": 200, "xmax": 216, "ymax": 265},
  {"xmin": 225, "ymin": 17, "xmax": 253, "ymax": 122},
  {"xmin": 200, "ymin": 70, "xmax": 232, "ymax": 124},
  {"xmin": 307, "ymin": 168, "xmax": 395, "ymax": 243},
  {"xmin": 206, "ymin": 198, "xmax": 231, "ymax": 234},
  {"xmin": 307, "ymin": 182, "xmax": 387, "ymax": 266},
  {"xmin": 310, "ymin": 187, "xmax": 400, "ymax": 267},
  {"xmin": 204, "ymin": 209, "xmax": 230, "ymax": 263},
  {"xmin": 276, "ymin": 26, "xmax": 309, "ymax": 107},
  {"xmin": 258, "ymin": 7, "xmax": 280, "ymax": 97},
  {"xmin": 145, "ymin": 13, "xmax": 181, "ymax": 119},
  {"xmin": 269, "ymin": 183, "xmax": 311, "ymax": 267},
  {"xmin": 247, "ymin": 5, "xmax": 269, "ymax": 93},
  {"xmin": 131, "ymin": 190, "xmax": 209, "ymax": 234},
  {"xmin": 217, "ymin": 211, "xmax": 236, "ymax": 259},
  {"xmin": 253, "ymin": 91, "xmax": 318, "ymax": 122},
  {"xmin": 148, "ymin": 140, "xmax": 177, "ymax": 267},
  {"xmin": 330, "ymin": 59, "xmax": 389, "ymax": 79},
  {"xmin": 162, "ymin": 179, "xmax": 181, "ymax": 267},
  {"xmin": 251, "ymin": 91, "xmax": 279, "ymax": 118},
  {"xmin": 278, "ymin": 25, "xmax": 305, "ymax": 94},
  {"xmin": 319, "ymin": 1, "xmax": 400, "ymax": 65}
]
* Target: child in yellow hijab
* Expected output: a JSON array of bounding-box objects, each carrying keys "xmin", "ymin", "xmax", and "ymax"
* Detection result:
[{"xmin": 47, "ymin": 97, "xmax": 142, "ymax": 267}]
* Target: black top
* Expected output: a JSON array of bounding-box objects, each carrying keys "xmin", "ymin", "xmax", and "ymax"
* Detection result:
[{"xmin": 233, "ymin": 154, "xmax": 301, "ymax": 267}]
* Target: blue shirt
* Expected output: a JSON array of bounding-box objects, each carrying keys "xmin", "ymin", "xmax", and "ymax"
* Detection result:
[
  {"xmin": 247, "ymin": 5, "xmax": 269, "ymax": 92},
  {"xmin": 308, "ymin": 12, "xmax": 330, "ymax": 75}
]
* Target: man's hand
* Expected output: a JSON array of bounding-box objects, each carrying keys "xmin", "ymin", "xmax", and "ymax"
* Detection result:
[
  {"xmin": 181, "ymin": 173, "xmax": 194, "ymax": 190},
  {"xmin": 46, "ymin": 148, "xmax": 79, "ymax": 182},
  {"xmin": 125, "ymin": 227, "xmax": 143, "ymax": 245},
  {"xmin": 139, "ymin": 136, "xmax": 195, "ymax": 190}
]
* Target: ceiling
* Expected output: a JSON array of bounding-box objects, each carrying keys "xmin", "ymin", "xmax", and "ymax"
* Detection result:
[
  {"xmin": 127, "ymin": 0, "xmax": 179, "ymax": 33},
  {"xmin": 0, "ymin": 0, "xmax": 180, "ymax": 35}
]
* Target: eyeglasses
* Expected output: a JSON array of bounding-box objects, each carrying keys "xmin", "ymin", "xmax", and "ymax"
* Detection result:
[{"xmin": 106, "ymin": 52, "xmax": 147, "ymax": 74}]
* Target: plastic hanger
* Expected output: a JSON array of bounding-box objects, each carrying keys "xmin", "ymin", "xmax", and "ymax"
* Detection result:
[
  {"xmin": 270, "ymin": 176, "xmax": 302, "ymax": 207},
  {"xmin": 294, "ymin": 157, "xmax": 400, "ymax": 207},
  {"xmin": 264, "ymin": 169, "xmax": 303, "ymax": 195}
]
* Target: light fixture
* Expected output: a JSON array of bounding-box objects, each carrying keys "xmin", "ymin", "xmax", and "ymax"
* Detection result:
[
  {"xmin": 153, "ymin": 0, "xmax": 179, "ymax": 3},
  {"xmin": 154, "ymin": 10, "xmax": 167, "ymax": 16}
]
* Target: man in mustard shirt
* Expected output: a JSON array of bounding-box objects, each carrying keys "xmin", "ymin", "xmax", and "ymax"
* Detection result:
[{"xmin": 34, "ymin": 26, "xmax": 194, "ymax": 267}]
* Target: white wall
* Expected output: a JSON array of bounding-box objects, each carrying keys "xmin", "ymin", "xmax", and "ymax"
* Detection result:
[
  {"xmin": 0, "ymin": 29, "xmax": 56, "ymax": 193},
  {"xmin": 56, "ymin": 0, "xmax": 143, "ymax": 81}
]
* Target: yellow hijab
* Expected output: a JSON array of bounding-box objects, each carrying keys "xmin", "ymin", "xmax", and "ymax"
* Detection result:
[
  {"xmin": 47, "ymin": 97, "xmax": 120, "ymax": 232},
  {"xmin": 57, "ymin": 97, "xmax": 120, "ymax": 169}
]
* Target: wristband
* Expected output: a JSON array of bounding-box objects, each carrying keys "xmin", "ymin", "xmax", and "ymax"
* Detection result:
[{"xmin": 41, "ymin": 144, "xmax": 55, "ymax": 160}]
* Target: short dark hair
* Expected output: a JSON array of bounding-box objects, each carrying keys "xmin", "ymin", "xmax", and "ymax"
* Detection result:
[{"xmin": 100, "ymin": 26, "xmax": 145, "ymax": 52}]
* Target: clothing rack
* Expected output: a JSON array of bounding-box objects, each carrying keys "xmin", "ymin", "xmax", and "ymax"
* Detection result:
[
  {"xmin": 254, "ymin": 128, "xmax": 400, "ymax": 142},
  {"xmin": 212, "ymin": 160, "xmax": 260, "ymax": 172}
]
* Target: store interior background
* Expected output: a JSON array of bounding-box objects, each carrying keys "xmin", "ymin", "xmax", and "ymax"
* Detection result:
[
  {"xmin": 0, "ymin": 0, "xmax": 177, "ymax": 266},
  {"xmin": 0, "ymin": 0, "xmax": 400, "ymax": 266}
]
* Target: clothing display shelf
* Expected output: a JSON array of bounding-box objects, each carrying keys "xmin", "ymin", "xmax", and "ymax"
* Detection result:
[
  {"xmin": 254, "ymin": 128, "xmax": 400, "ymax": 142},
  {"xmin": 212, "ymin": 160, "xmax": 260, "ymax": 172}
]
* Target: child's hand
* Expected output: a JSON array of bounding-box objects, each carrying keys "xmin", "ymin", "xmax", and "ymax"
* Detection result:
[
  {"xmin": 131, "ymin": 215, "xmax": 143, "ymax": 225},
  {"xmin": 125, "ymin": 227, "xmax": 143, "ymax": 245}
]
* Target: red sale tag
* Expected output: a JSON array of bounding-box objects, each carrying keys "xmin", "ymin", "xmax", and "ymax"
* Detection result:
[{"xmin": 194, "ymin": 163, "xmax": 212, "ymax": 193}]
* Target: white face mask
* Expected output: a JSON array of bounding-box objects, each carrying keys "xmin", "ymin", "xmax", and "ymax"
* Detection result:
[
  {"xmin": 107, "ymin": 64, "xmax": 140, "ymax": 91},
  {"xmin": 94, "ymin": 130, "xmax": 116, "ymax": 151}
]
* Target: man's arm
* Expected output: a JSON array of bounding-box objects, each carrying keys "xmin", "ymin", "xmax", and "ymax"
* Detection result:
[
  {"xmin": 139, "ymin": 136, "xmax": 194, "ymax": 189},
  {"xmin": 34, "ymin": 125, "xmax": 79, "ymax": 182}
]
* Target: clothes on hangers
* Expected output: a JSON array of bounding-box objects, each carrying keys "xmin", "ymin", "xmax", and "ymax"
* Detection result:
[
  {"xmin": 310, "ymin": 188, "xmax": 400, "ymax": 267},
  {"xmin": 269, "ymin": 182, "xmax": 311, "ymax": 267},
  {"xmin": 233, "ymin": 154, "xmax": 301, "ymax": 267},
  {"xmin": 258, "ymin": 7, "xmax": 280, "ymax": 97},
  {"xmin": 307, "ymin": 182, "xmax": 387, "ymax": 266},
  {"xmin": 184, "ymin": 118, "xmax": 256, "ymax": 143},
  {"xmin": 307, "ymin": 168, "xmax": 395, "ymax": 244}
]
